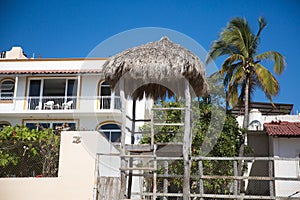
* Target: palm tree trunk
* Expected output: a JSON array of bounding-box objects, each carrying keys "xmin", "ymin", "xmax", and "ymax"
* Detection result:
[
  {"xmin": 243, "ymin": 76, "xmax": 250, "ymax": 129},
  {"xmin": 237, "ymin": 75, "xmax": 250, "ymax": 195}
]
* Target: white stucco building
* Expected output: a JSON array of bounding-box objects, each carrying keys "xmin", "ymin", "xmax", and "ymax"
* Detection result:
[
  {"xmin": 0, "ymin": 46, "xmax": 150, "ymax": 144},
  {"xmin": 235, "ymin": 103, "xmax": 300, "ymax": 198},
  {"xmin": 0, "ymin": 47, "xmax": 149, "ymax": 200},
  {"xmin": 1, "ymin": 47, "xmax": 299, "ymax": 199}
]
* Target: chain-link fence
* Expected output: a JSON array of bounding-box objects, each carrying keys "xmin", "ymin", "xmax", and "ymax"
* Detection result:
[
  {"xmin": 0, "ymin": 154, "xmax": 58, "ymax": 177},
  {"xmin": 0, "ymin": 139, "xmax": 60, "ymax": 178}
]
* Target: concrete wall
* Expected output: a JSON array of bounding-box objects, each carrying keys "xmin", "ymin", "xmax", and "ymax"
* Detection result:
[
  {"xmin": 245, "ymin": 132, "xmax": 270, "ymax": 195},
  {"xmin": 0, "ymin": 131, "xmax": 120, "ymax": 200},
  {"xmin": 237, "ymin": 113, "xmax": 300, "ymax": 128},
  {"xmin": 273, "ymin": 137, "xmax": 300, "ymax": 198}
]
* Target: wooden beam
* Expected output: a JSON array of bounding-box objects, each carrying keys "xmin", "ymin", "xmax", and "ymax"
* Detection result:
[
  {"xmin": 198, "ymin": 160, "xmax": 204, "ymax": 200},
  {"xmin": 150, "ymin": 108, "xmax": 154, "ymax": 150},
  {"xmin": 119, "ymin": 78, "xmax": 127, "ymax": 199},
  {"xmin": 127, "ymin": 99, "xmax": 136, "ymax": 198},
  {"xmin": 163, "ymin": 161, "xmax": 168, "ymax": 200},
  {"xmin": 183, "ymin": 79, "xmax": 191, "ymax": 200},
  {"xmin": 153, "ymin": 145, "xmax": 157, "ymax": 200}
]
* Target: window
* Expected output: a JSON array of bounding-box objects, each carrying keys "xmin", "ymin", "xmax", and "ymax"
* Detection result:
[
  {"xmin": 0, "ymin": 79, "xmax": 15, "ymax": 101},
  {"xmin": 27, "ymin": 78, "xmax": 78, "ymax": 110},
  {"xmin": 248, "ymin": 120, "xmax": 262, "ymax": 131},
  {"xmin": 99, "ymin": 81, "xmax": 112, "ymax": 109},
  {"xmin": 98, "ymin": 123, "xmax": 121, "ymax": 143},
  {"xmin": 0, "ymin": 121, "xmax": 11, "ymax": 131},
  {"xmin": 25, "ymin": 120, "xmax": 77, "ymax": 131},
  {"xmin": 99, "ymin": 81, "xmax": 120, "ymax": 110}
]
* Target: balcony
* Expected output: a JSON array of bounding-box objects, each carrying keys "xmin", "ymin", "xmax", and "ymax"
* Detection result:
[
  {"xmin": 27, "ymin": 96, "xmax": 77, "ymax": 110},
  {"xmin": 25, "ymin": 96, "xmax": 121, "ymax": 110}
]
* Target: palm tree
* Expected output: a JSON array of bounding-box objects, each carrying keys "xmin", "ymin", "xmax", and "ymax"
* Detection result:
[
  {"xmin": 206, "ymin": 17, "xmax": 286, "ymax": 129},
  {"xmin": 206, "ymin": 17, "xmax": 286, "ymax": 194}
]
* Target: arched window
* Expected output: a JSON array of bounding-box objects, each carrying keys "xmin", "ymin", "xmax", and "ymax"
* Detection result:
[
  {"xmin": 0, "ymin": 79, "xmax": 15, "ymax": 100},
  {"xmin": 249, "ymin": 120, "xmax": 262, "ymax": 131},
  {"xmin": 98, "ymin": 123, "xmax": 121, "ymax": 143},
  {"xmin": 99, "ymin": 81, "xmax": 112, "ymax": 109},
  {"xmin": 0, "ymin": 121, "xmax": 11, "ymax": 131}
]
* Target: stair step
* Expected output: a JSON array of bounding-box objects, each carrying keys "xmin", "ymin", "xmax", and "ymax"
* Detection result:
[
  {"xmin": 125, "ymin": 144, "xmax": 152, "ymax": 152},
  {"xmin": 120, "ymin": 167, "xmax": 156, "ymax": 171},
  {"xmin": 121, "ymin": 154, "xmax": 156, "ymax": 158},
  {"xmin": 153, "ymin": 123, "xmax": 184, "ymax": 126}
]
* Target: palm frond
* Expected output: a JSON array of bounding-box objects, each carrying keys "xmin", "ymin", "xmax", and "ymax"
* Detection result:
[
  {"xmin": 258, "ymin": 17, "xmax": 267, "ymax": 30},
  {"xmin": 254, "ymin": 63, "xmax": 280, "ymax": 99},
  {"xmin": 222, "ymin": 62, "xmax": 243, "ymax": 86},
  {"xmin": 255, "ymin": 51, "xmax": 286, "ymax": 74},
  {"xmin": 229, "ymin": 65, "xmax": 245, "ymax": 86},
  {"xmin": 221, "ymin": 17, "xmax": 254, "ymax": 57},
  {"xmin": 249, "ymin": 17, "xmax": 267, "ymax": 55},
  {"xmin": 207, "ymin": 17, "xmax": 285, "ymax": 110},
  {"xmin": 206, "ymin": 41, "xmax": 233, "ymax": 64},
  {"xmin": 227, "ymin": 83, "xmax": 239, "ymax": 107},
  {"xmin": 238, "ymin": 81, "xmax": 246, "ymax": 104},
  {"xmin": 220, "ymin": 54, "xmax": 244, "ymax": 78},
  {"xmin": 222, "ymin": 54, "xmax": 245, "ymax": 70}
]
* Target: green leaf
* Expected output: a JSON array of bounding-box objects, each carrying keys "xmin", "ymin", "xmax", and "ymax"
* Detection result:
[{"xmin": 255, "ymin": 51, "xmax": 286, "ymax": 75}]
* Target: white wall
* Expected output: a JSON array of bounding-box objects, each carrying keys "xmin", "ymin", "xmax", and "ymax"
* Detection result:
[
  {"xmin": 237, "ymin": 113, "xmax": 300, "ymax": 128},
  {"xmin": 0, "ymin": 59, "xmax": 106, "ymax": 71},
  {"xmin": 79, "ymin": 75, "xmax": 102, "ymax": 112},
  {"xmin": 273, "ymin": 137, "xmax": 300, "ymax": 198},
  {"xmin": 0, "ymin": 131, "xmax": 120, "ymax": 200}
]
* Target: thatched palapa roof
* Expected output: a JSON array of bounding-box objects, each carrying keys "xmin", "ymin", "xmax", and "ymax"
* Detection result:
[{"xmin": 103, "ymin": 36, "xmax": 209, "ymax": 100}]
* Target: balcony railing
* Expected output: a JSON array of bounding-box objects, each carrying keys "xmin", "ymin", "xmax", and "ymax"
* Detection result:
[
  {"xmin": 27, "ymin": 96, "xmax": 77, "ymax": 110},
  {"xmin": 98, "ymin": 96, "xmax": 121, "ymax": 110},
  {"xmin": 25, "ymin": 96, "xmax": 121, "ymax": 110}
]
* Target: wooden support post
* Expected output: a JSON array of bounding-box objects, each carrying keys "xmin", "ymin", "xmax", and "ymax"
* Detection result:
[
  {"xmin": 150, "ymin": 108, "xmax": 154, "ymax": 150},
  {"xmin": 153, "ymin": 145, "xmax": 157, "ymax": 200},
  {"xmin": 119, "ymin": 78, "xmax": 127, "ymax": 199},
  {"xmin": 198, "ymin": 160, "xmax": 204, "ymax": 200},
  {"xmin": 163, "ymin": 161, "xmax": 168, "ymax": 200},
  {"xmin": 127, "ymin": 100, "xmax": 136, "ymax": 198},
  {"xmin": 183, "ymin": 79, "xmax": 191, "ymax": 200},
  {"xmin": 233, "ymin": 160, "xmax": 238, "ymax": 196},
  {"xmin": 269, "ymin": 160, "xmax": 274, "ymax": 197}
]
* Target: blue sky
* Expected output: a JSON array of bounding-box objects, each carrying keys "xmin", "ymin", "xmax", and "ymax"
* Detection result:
[{"xmin": 1, "ymin": 0, "xmax": 300, "ymax": 111}]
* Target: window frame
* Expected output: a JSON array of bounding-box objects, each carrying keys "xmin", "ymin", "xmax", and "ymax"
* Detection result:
[
  {"xmin": 26, "ymin": 77, "xmax": 78, "ymax": 110},
  {"xmin": 98, "ymin": 80, "xmax": 120, "ymax": 110},
  {"xmin": 23, "ymin": 119, "xmax": 78, "ymax": 131},
  {"xmin": 97, "ymin": 121, "xmax": 121, "ymax": 143},
  {"xmin": 0, "ymin": 121, "xmax": 11, "ymax": 131},
  {"xmin": 0, "ymin": 78, "xmax": 15, "ymax": 103}
]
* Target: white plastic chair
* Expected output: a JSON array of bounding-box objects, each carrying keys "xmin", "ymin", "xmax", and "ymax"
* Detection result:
[
  {"xmin": 62, "ymin": 100, "xmax": 73, "ymax": 109},
  {"xmin": 43, "ymin": 101, "xmax": 54, "ymax": 110}
]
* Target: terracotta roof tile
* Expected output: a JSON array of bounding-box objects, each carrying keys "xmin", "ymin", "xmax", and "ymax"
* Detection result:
[{"xmin": 264, "ymin": 121, "xmax": 300, "ymax": 136}]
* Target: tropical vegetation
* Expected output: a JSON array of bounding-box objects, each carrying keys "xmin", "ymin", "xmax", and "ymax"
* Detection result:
[
  {"xmin": 140, "ymin": 100, "xmax": 245, "ymax": 195},
  {"xmin": 0, "ymin": 125, "xmax": 60, "ymax": 177},
  {"xmin": 206, "ymin": 17, "xmax": 286, "ymax": 194},
  {"xmin": 206, "ymin": 17, "xmax": 286, "ymax": 129}
]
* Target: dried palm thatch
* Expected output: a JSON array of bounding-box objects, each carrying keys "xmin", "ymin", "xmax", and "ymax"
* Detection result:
[{"xmin": 103, "ymin": 36, "xmax": 209, "ymax": 100}]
